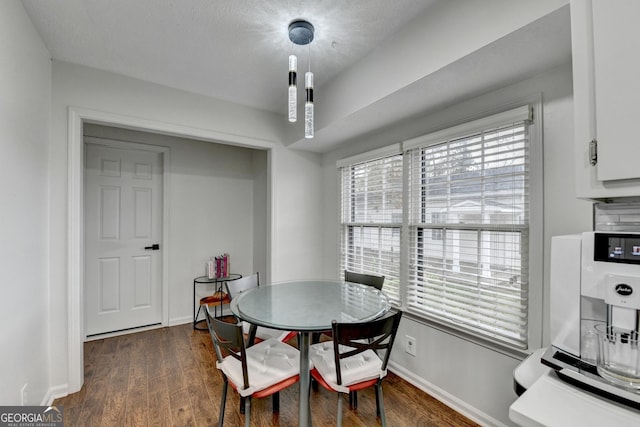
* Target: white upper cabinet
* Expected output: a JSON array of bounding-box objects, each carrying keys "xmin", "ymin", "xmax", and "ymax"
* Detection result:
[{"xmin": 572, "ymin": 0, "xmax": 640, "ymax": 199}]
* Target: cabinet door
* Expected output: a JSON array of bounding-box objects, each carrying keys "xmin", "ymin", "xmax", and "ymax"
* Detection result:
[
  {"xmin": 572, "ymin": 0, "xmax": 640, "ymax": 199},
  {"xmin": 591, "ymin": 0, "xmax": 640, "ymax": 182}
]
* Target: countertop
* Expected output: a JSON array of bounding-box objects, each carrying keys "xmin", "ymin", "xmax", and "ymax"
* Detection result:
[{"xmin": 509, "ymin": 348, "xmax": 640, "ymax": 427}]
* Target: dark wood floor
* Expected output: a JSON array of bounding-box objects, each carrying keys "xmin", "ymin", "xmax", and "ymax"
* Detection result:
[{"xmin": 54, "ymin": 323, "xmax": 480, "ymax": 426}]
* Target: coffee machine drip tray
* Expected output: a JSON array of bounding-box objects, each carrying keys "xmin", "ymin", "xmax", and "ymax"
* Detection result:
[{"xmin": 542, "ymin": 346, "xmax": 640, "ymax": 410}]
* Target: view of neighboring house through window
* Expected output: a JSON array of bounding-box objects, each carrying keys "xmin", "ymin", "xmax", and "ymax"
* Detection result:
[
  {"xmin": 339, "ymin": 105, "xmax": 535, "ymax": 350},
  {"xmin": 430, "ymin": 212, "xmax": 443, "ymax": 241}
]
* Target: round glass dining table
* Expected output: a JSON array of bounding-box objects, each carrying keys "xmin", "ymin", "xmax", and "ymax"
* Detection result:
[{"xmin": 229, "ymin": 279, "xmax": 390, "ymax": 427}]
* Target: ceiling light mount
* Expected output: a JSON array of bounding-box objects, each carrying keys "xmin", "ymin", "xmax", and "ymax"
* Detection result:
[{"xmin": 288, "ymin": 20, "xmax": 314, "ymax": 45}]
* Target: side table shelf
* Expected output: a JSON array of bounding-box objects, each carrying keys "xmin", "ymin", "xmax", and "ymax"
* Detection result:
[{"xmin": 193, "ymin": 274, "xmax": 242, "ymax": 330}]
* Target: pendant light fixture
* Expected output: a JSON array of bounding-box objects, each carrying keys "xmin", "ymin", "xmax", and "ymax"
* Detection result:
[{"xmin": 288, "ymin": 19, "xmax": 314, "ymax": 138}]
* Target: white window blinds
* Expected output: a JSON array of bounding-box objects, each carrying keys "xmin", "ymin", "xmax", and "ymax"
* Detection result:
[
  {"xmin": 406, "ymin": 113, "xmax": 530, "ymax": 349},
  {"xmin": 340, "ymin": 154, "xmax": 403, "ymax": 304}
]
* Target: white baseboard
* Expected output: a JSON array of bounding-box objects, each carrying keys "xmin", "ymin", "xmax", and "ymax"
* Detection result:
[
  {"xmin": 388, "ymin": 361, "xmax": 508, "ymax": 427},
  {"xmin": 84, "ymin": 317, "xmax": 194, "ymax": 342},
  {"xmin": 85, "ymin": 323, "xmax": 165, "ymax": 341},
  {"xmin": 168, "ymin": 315, "xmax": 192, "ymax": 327},
  {"xmin": 41, "ymin": 384, "xmax": 68, "ymax": 406}
]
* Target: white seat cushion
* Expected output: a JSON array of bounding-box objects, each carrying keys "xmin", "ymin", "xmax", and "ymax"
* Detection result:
[
  {"xmin": 242, "ymin": 321, "xmax": 293, "ymax": 342},
  {"xmin": 217, "ymin": 338, "xmax": 300, "ymax": 397},
  {"xmin": 310, "ymin": 341, "xmax": 385, "ymax": 393}
]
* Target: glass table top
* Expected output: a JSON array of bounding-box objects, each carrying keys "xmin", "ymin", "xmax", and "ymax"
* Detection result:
[
  {"xmin": 194, "ymin": 273, "xmax": 242, "ymax": 284},
  {"xmin": 229, "ymin": 280, "xmax": 390, "ymax": 332}
]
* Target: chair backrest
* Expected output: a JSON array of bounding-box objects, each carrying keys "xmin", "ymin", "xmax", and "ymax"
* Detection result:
[
  {"xmin": 344, "ymin": 270, "xmax": 385, "ymax": 291},
  {"xmin": 205, "ymin": 305, "xmax": 250, "ymax": 389},
  {"xmin": 331, "ymin": 310, "xmax": 403, "ymax": 386},
  {"xmin": 226, "ymin": 272, "xmax": 260, "ymax": 299}
]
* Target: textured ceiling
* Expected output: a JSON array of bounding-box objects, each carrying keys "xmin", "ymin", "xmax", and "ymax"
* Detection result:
[
  {"xmin": 21, "ymin": 0, "xmax": 437, "ymax": 114},
  {"xmin": 21, "ymin": 1, "xmax": 571, "ymax": 153}
]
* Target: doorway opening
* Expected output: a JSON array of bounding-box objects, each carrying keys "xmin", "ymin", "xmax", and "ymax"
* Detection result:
[{"xmin": 68, "ymin": 108, "xmax": 274, "ymax": 394}]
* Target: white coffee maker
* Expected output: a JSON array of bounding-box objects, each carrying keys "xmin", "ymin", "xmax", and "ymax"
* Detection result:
[{"xmin": 543, "ymin": 231, "xmax": 640, "ymax": 408}]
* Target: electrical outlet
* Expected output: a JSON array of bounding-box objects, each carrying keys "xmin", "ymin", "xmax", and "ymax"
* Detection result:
[
  {"xmin": 21, "ymin": 383, "xmax": 27, "ymax": 406},
  {"xmin": 405, "ymin": 335, "xmax": 416, "ymax": 356}
]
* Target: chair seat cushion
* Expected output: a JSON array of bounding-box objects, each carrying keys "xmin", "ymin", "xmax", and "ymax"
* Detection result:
[
  {"xmin": 310, "ymin": 341, "xmax": 385, "ymax": 393},
  {"xmin": 200, "ymin": 291, "xmax": 230, "ymax": 305},
  {"xmin": 242, "ymin": 321, "xmax": 294, "ymax": 342},
  {"xmin": 217, "ymin": 338, "xmax": 300, "ymax": 397}
]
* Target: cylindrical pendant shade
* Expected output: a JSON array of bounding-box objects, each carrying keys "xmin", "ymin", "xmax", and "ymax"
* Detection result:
[
  {"xmin": 305, "ymin": 102, "xmax": 314, "ymax": 139},
  {"xmin": 288, "ymin": 55, "xmax": 297, "ymax": 122},
  {"xmin": 288, "ymin": 86, "xmax": 297, "ymax": 123},
  {"xmin": 305, "ymin": 71, "xmax": 314, "ymax": 139},
  {"xmin": 305, "ymin": 71, "xmax": 313, "ymax": 90}
]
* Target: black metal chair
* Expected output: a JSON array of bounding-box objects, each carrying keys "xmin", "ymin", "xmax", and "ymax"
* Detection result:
[
  {"xmin": 309, "ymin": 310, "xmax": 403, "ymax": 426},
  {"xmin": 205, "ymin": 306, "xmax": 300, "ymax": 427},
  {"xmin": 344, "ymin": 270, "xmax": 385, "ymax": 290},
  {"xmin": 225, "ymin": 273, "xmax": 297, "ymax": 345},
  {"xmin": 318, "ymin": 269, "xmax": 386, "ymax": 407}
]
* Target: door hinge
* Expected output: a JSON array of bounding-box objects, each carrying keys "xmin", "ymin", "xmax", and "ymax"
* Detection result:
[{"xmin": 589, "ymin": 139, "xmax": 597, "ymax": 166}]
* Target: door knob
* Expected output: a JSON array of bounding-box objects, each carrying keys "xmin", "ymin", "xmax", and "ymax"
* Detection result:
[{"xmin": 144, "ymin": 244, "xmax": 160, "ymax": 250}]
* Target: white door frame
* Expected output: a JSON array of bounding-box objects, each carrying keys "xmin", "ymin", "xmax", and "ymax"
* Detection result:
[{"xmin": 68, "ymin": 107, "xmax": 276, "ymax": 393}]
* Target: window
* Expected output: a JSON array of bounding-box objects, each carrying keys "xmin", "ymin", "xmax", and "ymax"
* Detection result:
[
  {"xmin": 406, "ymin": 112, "xmax": 530, "ymax": 349},
  {"xmin": 339, "ymin": 151, "xmax": 403, "ymax": 304},
  {"xmin": 338, "ymin": 105, "xmax": 537, "ymax": 350}
]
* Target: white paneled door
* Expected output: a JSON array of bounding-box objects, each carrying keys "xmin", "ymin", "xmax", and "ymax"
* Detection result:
[{"xmin": 85, "ymin": 143, "xmax": 163, "ymax": 336}]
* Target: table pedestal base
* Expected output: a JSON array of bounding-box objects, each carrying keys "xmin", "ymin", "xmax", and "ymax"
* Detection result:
[{"xmin": 299, "ymin": 332, "xmax": 312, "ymax": 427}]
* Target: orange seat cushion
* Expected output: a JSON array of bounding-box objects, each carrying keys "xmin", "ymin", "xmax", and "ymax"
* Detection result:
[{"xmin": 200, "ymin": 291, "xmax": 230, "ymax": 305}]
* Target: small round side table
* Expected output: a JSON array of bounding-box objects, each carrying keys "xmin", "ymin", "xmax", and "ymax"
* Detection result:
[{"xmin": 193, "ymin": 274, "xmax": 242, "ymax": 330}]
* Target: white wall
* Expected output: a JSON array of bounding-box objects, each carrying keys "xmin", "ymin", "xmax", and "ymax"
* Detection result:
[
  {"xmin": 270, "ymin": 147, "xmax": 325, "ymax": 281},
  {"xmin": 313, "ymin": 0, "xmax": 569, "ymax": 140},
  {"xmin": 0, "ymin": 0, "xmax": 51, "ymax": 405},
  {"xmin": 321, "ymin": 63, "xmax": 593, "ymax": 425},
  {"xmin": 83, "ymin": 124, "xmax": 266, "ymax": 324},
  {"xmin": 252, "ymin": 149, "xmax": 268, "ymax": 278},
  {"xmin": 49, "ymin": 61, "xmax": 324, "ymax": 393}
]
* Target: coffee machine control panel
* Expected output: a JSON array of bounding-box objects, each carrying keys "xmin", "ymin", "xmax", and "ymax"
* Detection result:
[
  {"xmin": 594, "ymin": 232, "xmax": 640, "ymax": 264},
  {"xmin": 582, "ymin": 232, "xmax": 640, "ymax": 301}
]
